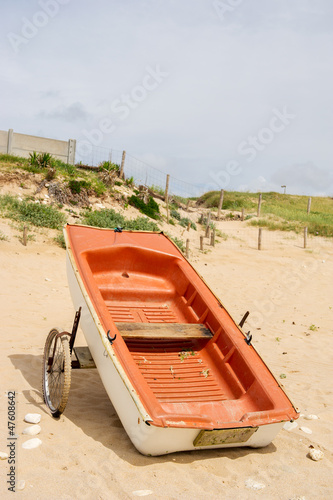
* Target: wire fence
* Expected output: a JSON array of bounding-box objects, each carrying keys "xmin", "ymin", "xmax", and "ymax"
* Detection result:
[
  {"xmin": 75, "ymin": 144, "xmax": 202, "ymax": 199},
  {"xmin": 201, "ymin": 225, "xmax": 333, "ymax": 252},
  {"xmin": 74, "ymin": 144, "xmax": 332, "ymax": 254},
  {"xmin": 76, "ymin": 145, "xmax": 123, "ymax": 171}
]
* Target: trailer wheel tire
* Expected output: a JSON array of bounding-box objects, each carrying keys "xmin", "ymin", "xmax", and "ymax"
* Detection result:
[{"xmin": 42, "ymin": 328, "xmax": 71, "ymax": 417}]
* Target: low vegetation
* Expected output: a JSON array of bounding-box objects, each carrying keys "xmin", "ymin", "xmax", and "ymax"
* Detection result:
[
  {"xmin": 68, "ymin": 179, "xmax": 92, "ymax": 195},
  {"xmin": 128, "ymin": 195, "xmax": 160, "ymax": 219},
  {"xmin": 198, "ymin": 191, "xmax": 257, "ymax": 210},
  {"xmin": 0, "ymin": 153, "xmax": 107, "ymax": 198},
  {"xmin": 1, "ymin": 152, "xmax": 332, "ymax": 245},
  {"xmin": 165, "ymin": 234, "xmax": 185, "ymax": 253},
  {"xmin": 0, "ymin": 231, "xmax": 9, "ymax": 241},
  {"xmin": 197, "ymin": 190, "xmax": 333, "ymax": 237},
  {"xmin": 179, "ymin": 217, "xmax": 197, "ymax": 231},
  {"xmin": 0, "ymin": 154, "xmax": 162, "ymax": 244},
  {"xmin": 81, "ymin": 208, "xmax": 159, "ymax": 232},
  {"xmin": 170, "ymin": 209, "xmax": 196, "ymax": 230},
  {"xmin": 0, "ymin": 194, "xmax": 66, "ymax": 229}
]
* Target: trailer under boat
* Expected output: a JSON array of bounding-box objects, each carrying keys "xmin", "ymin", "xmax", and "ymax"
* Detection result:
[{"xmin": 44, "ymin": 224, "xmax": 298, "ymax": 455}]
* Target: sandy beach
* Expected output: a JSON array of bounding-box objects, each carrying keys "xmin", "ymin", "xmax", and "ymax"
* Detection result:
[{"xmin": 0, "ymin": 217, "xmax": 332, "ymax": 499}]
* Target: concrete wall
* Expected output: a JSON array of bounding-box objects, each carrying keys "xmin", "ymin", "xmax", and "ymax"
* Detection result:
[
  {"xmin": 0, "ymin": 130, "xmax": 8, "ymax": 154},
  {"xmin": 0, "ymin": 129, "xmax": 76, "ymax": 165}
]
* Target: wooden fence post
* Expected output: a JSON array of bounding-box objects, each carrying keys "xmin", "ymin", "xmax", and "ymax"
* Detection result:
[
  {"xmin": 164, "ymin": 174, "xmax": 170, "ymax": 201},
  {"xmin": 205, "ymin": 210, "xmax": 211, "ymax": 237},
  {"xmin": 307, "ymin": 197, "xmax": 311, "ymax": 215},
  {"xmin": 304, "ymin": 227, "xmax": 308, "ymax": 248},
  {"xmin": 186, "ymin": 199, "xmax": 190, "ymax": 211},
  {"xmin": 241, "ymin": 207, "xmax": 245, "ymax": 221},
  {"xmin": 119, "ymin": 150, "xmax": 126, "ymax": 178},
  {"xmin": 165, "ymin": 174, "xmax": 170, "ymax": 223},
  {"xmin": 210, "ymin": 228, "xmax": 215, "ymax": 247},
  {"xmin": 217, "ymin": 189, "xmax": 224, "ymax": 220},
  {"xmin": 200, "ymin": 235, "xmax": 204, "ymax": 251},
  {"xmin": 187, "ymin": 221, "xmax": 191, "ymax": 231},
  {"xmin": 258, "ymin": 227, "xmax": 262, "ymax": 250},
  {"xmin": 186, "ymin": 239, "xmax": 190, "ymax": 259},
  {"xmin": 257, "ymin": 193, "xmax": 262, "ymax": 217},
  {"xmin": 23, "ymin": 225, "xmax": 27, "ymax": 246}
]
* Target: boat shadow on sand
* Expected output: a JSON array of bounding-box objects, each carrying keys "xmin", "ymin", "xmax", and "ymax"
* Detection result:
[{"xmin": 9, "ymin": 353, "xmax": 277, "ymax": 466}]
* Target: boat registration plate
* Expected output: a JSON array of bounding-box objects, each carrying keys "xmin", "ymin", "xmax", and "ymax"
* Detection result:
[{"xmin": 193, "ymin": 427, "xmax": 258, "ymax": 447}]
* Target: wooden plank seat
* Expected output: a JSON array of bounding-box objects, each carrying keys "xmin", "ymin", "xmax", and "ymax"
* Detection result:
[
  {"xmin": 72, "ymin": 346, "xmax": 96, "ymax": 369},
  {"xmin": 115, "ymin": 322, "xmax": 213, "ymax": 339}
]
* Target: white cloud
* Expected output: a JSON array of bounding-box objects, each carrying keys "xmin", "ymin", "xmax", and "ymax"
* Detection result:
[
  {"xmin": 37, "ymin": 102, "xmax": 91, "ymax": 122},
  {"xmin": 0, "ymin": 1, "xmax": 332, "ymax": 195},
  {"xmin": 271, "ymin": 162, "xmax": 333, "ymax": 195}
]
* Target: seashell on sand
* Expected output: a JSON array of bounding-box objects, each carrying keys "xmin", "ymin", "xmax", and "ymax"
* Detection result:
[
  {"xmin": 283, "ymin": 421, "xmax": 298, "ymax": 431},
  {"xmin": 24, "ymin": 413, "xmax": 41, "ymax": 424},
  {"xmin": 245, "ymin": 478, "xmax": 265, "ymax": 490},
  {"xmin": 300, "ymin": 426, "xmax": 312, "ymax": 434},
  {"xmin": 22, "ymin": 425, "xmax": 41, "ymax": 436},
  {"xmin": 309, "ymin": 449, "xmax": 324, "ymax": 461},
  {"xmin": 22, "ymin": 438, "xmax": 42, "ymax": 450}
]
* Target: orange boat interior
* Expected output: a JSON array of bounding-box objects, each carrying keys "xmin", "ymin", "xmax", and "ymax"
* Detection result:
[{"xmin": 66, "ymin": 225, "xmax": 298, "ymax": 429}]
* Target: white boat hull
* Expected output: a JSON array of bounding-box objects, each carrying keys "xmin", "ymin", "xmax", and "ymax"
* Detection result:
[{"xmin": 66, "ymin": 252, "xmax": 285, "ymax": 455}]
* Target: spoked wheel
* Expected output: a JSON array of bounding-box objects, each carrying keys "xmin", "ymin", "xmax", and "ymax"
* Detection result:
[{"xmin": 42, "ymin": 328, "xmax": 71, "ymax": 417}]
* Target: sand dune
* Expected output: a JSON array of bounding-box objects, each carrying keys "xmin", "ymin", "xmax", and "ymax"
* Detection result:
[{"xmin": 0, "ymin": 218, "xmax": 332, "ymax": 499}]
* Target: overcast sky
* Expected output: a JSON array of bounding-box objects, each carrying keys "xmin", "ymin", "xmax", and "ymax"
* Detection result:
[{"xmin": 1, "ymin": 0, "xmax": 332, "ymax": 196}]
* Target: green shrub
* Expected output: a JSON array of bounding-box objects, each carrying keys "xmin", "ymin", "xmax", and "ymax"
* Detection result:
[
  {"xmin": 171, "ymin": 209, "xmax": 181, "ymax": 220},
  {"xmin": 170, "ymin": 236, "xmax": 185, "ymax": 252},
  {"xmin": 29, "ymin": 151, "xmax": 39, "ymax": 167},
  {"xmin": 16, "ymin": 202, "xmax": 65, "ymax": 229},
  {"xmin": 68, "ymin": 179, "xmax": 91, "ymax": 194},
  {"xmin": 128, "ymin": 195, "xmax": 160, "ymax": 219},
  {"xmin": 99, "ymin": 161, "xmax": 120, "ymax": 173},
  {"xmin": 54, "ymin": 233, "xmax": 66, "ymax": 248},
  {"xmin": 179, "ymin": 217, "xmax": 197, "ymax": 230},
  {"xmin": 52, "ymin": 159, "xmax": 77, "ymax": 177},
  {"xmin": 92, "ymin": 179, "xmax": 107, "ymax": 197},
  {"xmin": 0, "ymin": 195, "xmax": 66, "ymax": 229},
  {"xmin": 125, "ymin": 176, "xmax": 134, "ymax": 186},
  {"xmin": 126, "ymin": 217, "xmax": 159, "ymax": 231},
  {"xmin": 29, "ymin": 151, "xmax": 54, "ymax": 170},
  {"xmin": 38, "ymin": 152, "xmax": 53, "ymax": 169},
  {"xmin": 82, "ymin": 208, "xmax": 124, "ymax": 228},
  {"xmin": 81, "ymin": 208, "xmax": 159, "ymax": 231}
]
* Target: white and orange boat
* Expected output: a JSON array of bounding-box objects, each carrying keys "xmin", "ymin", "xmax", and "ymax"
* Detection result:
[{"xmin": 43, "ymin": 224, "xmax": 298, "ymax": 455}]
